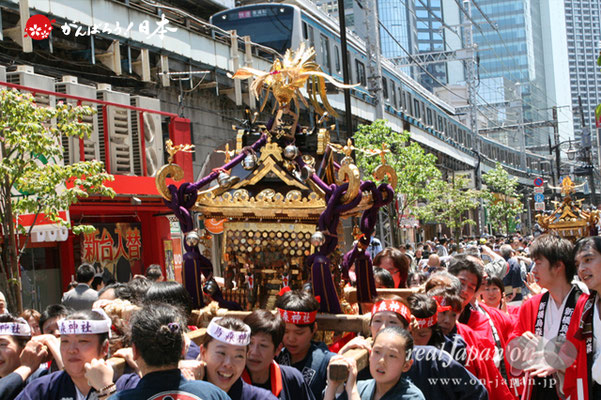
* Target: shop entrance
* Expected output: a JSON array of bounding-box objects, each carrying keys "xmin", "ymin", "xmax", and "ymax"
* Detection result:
[{"xmin": 20, "ymin": 245, "xmax": 62, "ymax": 311}]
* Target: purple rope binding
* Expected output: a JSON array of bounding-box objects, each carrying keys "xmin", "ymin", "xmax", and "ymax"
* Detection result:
[
  {"xmin": 341, "ymin": 181, "xmax": 394, "ymax": 303},
  {"xmin": 162, "ymin": 134, "xmax": 268, "ymax": 308}
]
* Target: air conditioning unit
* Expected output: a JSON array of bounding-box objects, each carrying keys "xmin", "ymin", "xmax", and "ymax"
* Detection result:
[
  {"xmin": 130, "ymin": 96, "xmax": 164, "ymax": 177},
  {"xmin": 55, "ymin": 76, "xmax": 101, "ymax": 164},
  {"xmin": 6, "ymin": 66, "xmax": 61, "ymax": 165},
  {"xmin": 6, "ymin": 66, "xmax": 55, "ymax": 108},
  {"xmin": 96, "ymin": 84, "xmax": 134, "ymax": 175}
]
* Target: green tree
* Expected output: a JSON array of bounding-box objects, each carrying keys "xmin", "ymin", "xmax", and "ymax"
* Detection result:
[
  {"xmin": 482, "ymin": 163, "xmax": 523, "ymax": 235},
  {"xmin": 0, "ymin": 88, "xmax": 114, "ymax": 312},
  {"xmin": 420, "ymin": 175, "xmax": 481, "ymax": 240},
  {"xmin": 353, "ymin": 120, "xmax": 443, "ymax": 243}
]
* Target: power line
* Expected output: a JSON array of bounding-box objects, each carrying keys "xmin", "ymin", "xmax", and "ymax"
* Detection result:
[
  {"xmin": 468, "ymin": 0, "xmax": 573, "ymax": 120},
  {"xmin": 388, "ymin": 0, "xmax": 565, "ymax": 124},
  {"xmin": 410, "ymin": 0, "xmax": 573, "ymax": 126},
  {"xmin": 376, "ymin": 18, "xmax": 528, "ymax": 140}
]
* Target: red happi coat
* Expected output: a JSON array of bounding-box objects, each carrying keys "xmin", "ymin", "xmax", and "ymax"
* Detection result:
[
  {"xmin": 456, "ymin": 322, "xmax": 515, "ymax": 400},
  {"xmin": 465, "ymin": 304, "xmax": 494, "ymax": 340},
  {"xmin": 508, "ymin": 291, "xmax": 589, "ymax": 400}
]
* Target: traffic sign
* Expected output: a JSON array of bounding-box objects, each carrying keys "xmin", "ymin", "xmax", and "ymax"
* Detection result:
[
  {"xmin": 535, "ymin": 202, "xmax": 545, "ymax": 211},
  {"xmin": 534, "ymin": 193, "xmax": 545, "ymax": 203},
  {"xmin": 534, "ymin": 177, "xmax": 544, "ymax": 187},
  {"xmin": 533, "ymin": 187, "xmax": 544, "ymax": 194}
]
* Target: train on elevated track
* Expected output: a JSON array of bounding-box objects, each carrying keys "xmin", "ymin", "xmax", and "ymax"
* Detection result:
[{"xmin": 210, "ymin": 0, "xmax": 550, "ymax": 180}]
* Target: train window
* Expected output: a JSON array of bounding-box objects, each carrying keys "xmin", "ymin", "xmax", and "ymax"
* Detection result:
[
  {"xmin": 320, "ymin": 34, "xmax": 331, "ymax": 73},
  {"xmin": 382, "ymin": 77, "xmax": 388, "ymax": 99},
  {"xmin": 302, "ymin": 22, "xmax": 308, "ymax": 40},
  {"xmin": 443, "ymin": 119, "xmax": 447, "ymax": 134},
  {"xmin": 308, "ymin": 25, "xmax": 315, "ymax": 47},
  {"xmin": 437, "ymin": 116, "xmax": 443, "ymax": 131},
  {"xmin": 399, "ymin": 88, "xmax": 405, "ymax": 110},
  {"xmin": 334, "ymin": 45, "xmax": 341, "ymax": 74},
  {"xmin": 407, "ymin": 93, "xmax": 413, "ymax": 115},
  {"xmin": 413, "ymin": 99, "xmax": 421, "ymax": 119},
  {"xmin": 426, "ymin": 108, "xmax": 433, "ymax": 126},
  {"xmin": 355, "ymin": 60, "xmax": 366, "ymax": 87},
  {"xmin": 391, "ymin": 82, "xmax": 397, "ymax": 108},
  {"xmin": 347, "ymin": 51, "xmax": 353, "ymax": 81}
]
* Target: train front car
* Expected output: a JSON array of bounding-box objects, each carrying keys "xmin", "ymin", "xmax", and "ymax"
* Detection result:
[{"xmin": 210, "ymin": 4, "xmax": 302, "ymax": 55}]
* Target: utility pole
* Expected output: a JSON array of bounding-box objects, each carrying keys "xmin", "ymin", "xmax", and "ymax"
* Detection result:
[
  {"xmin": 552, "ymin": 106, "xmax": 560, "ymax": 200},
  {"xmin": 337, "ymin": 0, "xmax": 354, "ymax": 138},
  {"xmin": 363, "ymin": 0, "xmax": 384, "ymax": 119},
  {"xmin": 513, "ymin": 83, "xmax": 526, "ymax": 170},
  {"xmin": 364, "ymin": 0, "xmax": 393, "ymax": 245},
  {"xmin": 578, "ymin": 96, "xmax": 597, "ymax": 206},
  {"xmin": 463, "ymin": 0, "xmax": 482, "ymax": 234}
]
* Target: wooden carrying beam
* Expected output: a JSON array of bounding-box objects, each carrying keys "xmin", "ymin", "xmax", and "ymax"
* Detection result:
[
  {"xmin": 328, "ymin": 340, "xmax": 372, "ymax": 381},
  {"xmin": 343, "ymin": 287, "xmax": 416, "ymax": 304},
  {"xmin": 191, "ymin": 309, "xmax": 372, "ymax": 336},
  {"xmin": 108, "ymin": 328, "xmax": 206, "ymax": 379}
]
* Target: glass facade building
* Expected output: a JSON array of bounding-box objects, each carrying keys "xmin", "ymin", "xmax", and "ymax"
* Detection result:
[
  {"xmin": 378, "ymin": 0, "xmax": 416, "ymax": 59},
  {"xmin": 564, "ymin": 0, "xmax": 601, "ymax": 142},
  {"xmin": 414, "ymin": 0, "xmax": 447, "ymax": 91},
  {"xmin": 468, "ymin": 0, "xmax": 551, "ymax": 148}
]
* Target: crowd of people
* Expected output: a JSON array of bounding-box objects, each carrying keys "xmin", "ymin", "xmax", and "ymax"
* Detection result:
[{"xmin": 0, "ymin": 233, "xmax": 600, "ymax": 399}]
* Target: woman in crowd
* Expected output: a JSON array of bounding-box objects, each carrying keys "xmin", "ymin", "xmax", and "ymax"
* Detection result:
[
  {"xmin": 200, "ymin": 316, "xmax": 278, "ymax": 400},
  {"xmin": 15, "ymin": 309, "xmax": 112, "ymax": 400},
  {"xmin": 480, "ymin": 276, "xmax": 519, "ymax": 316},
  {"xmin": 19, "ymin": 310, "xmax": 41, "ymax": 337},
  {"xmin": 87, "ymin": 303, "xmax": 230, "ymax": 400},
  {"xmin": 373, "ymin": 248, "xmax": 410, "ymax": 288}
]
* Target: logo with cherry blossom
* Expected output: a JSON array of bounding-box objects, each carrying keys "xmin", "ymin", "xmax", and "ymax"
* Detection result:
[{"xmin": 24, "ymin": 15, "xmax": 55, "ymax": 40}]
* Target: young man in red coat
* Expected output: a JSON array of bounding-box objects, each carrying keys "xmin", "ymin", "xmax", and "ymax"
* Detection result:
[
  {"xmin": 448, "ymin": 254, "xmax": 518, "ymax": 396},
  {"xmin": 573, "ymin": 236, "xmax": 601, "ymax": 399},
  {"xmin": 508, "ymin": 234, "xmax": 588, "ymax": 400},
  {"xmin": 449, "ymin": 255, "xmax": 515, "ymax": 397}
]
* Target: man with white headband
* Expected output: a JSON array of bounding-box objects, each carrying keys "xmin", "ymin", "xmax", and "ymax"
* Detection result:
[
  {"xmin": 15, "ymin": 309, "xmax": 112, "ymax": 400},
  {"xmin": 0, "ymin": 314, "xmax": 48, "ymax": 400}
]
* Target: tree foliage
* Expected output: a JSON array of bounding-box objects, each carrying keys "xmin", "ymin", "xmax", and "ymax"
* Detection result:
[
  {"xmin": 482, "ymin": 163, "xmax": 523, "ymax": 234},
  {"xmin": 353, "ymin": 120, "xmax": 443, "ymax": 241},
  {"xmin": 422, "ymin": 175, "xmax": 481, "ymax": 240},
  {"xmin": 0, "ymin": 88, "xmax": 114, "ymax": 311}
]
